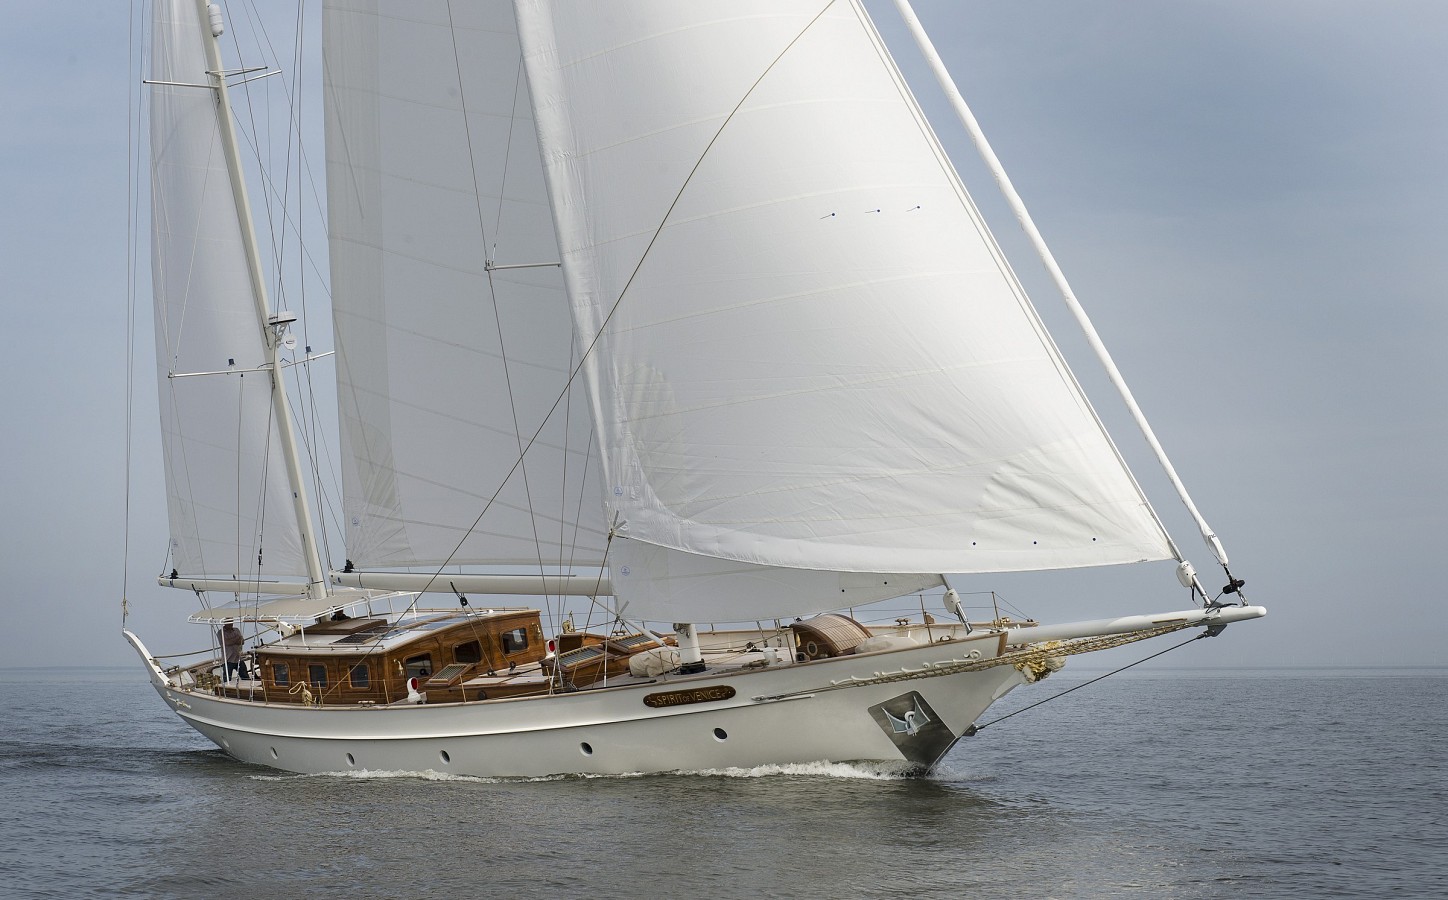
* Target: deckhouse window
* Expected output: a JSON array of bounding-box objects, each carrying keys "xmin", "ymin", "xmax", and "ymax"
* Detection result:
[
  {"xmin": 273, "ymin": 663, "xmax": 289, "ymax": 686},
  {"xmin": 350, "ymin": 663, "xmax": 369, "ymax": 689},
  {"xmin": 500, "ymin": 627, "xmax": 528, "ymax": 655},
  {"xmin": 454, "ymin": 640, "xmax": 482, "ymax": 664},
  {"xmin": 309, "ymin": 664, "xmax": 328, "ymax": 688},
  {"xmin": 404, "ymin": 654, "xmax": 433, "ymax": 680}
]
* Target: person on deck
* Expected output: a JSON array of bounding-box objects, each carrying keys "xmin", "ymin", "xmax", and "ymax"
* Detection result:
[{"xmin": 219, "ymin": 623, "xmax": 249, "ymax": 681}]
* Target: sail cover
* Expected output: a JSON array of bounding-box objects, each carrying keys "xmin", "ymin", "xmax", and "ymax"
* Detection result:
[
  {"xmin": 324, "ymin": 1, "xmax": 608, "ymax": 570},
  {"xmin": 516, "ymin": 0, "xmax": 1175, "ymax": 616},
  {"xmin": 149, "ymin": 0, "xmax": 306, "ymax": 580}
]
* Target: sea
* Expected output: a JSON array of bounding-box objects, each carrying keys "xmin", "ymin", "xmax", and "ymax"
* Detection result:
[{"xmin": 1, "ymin": 665, "xmax": 1443, "ymax": 899}]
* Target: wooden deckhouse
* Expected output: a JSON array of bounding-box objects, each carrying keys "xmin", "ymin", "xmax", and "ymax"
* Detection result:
[{"xmin": 245, "ymin": 609, "xmax": 545, "ymax": 705}]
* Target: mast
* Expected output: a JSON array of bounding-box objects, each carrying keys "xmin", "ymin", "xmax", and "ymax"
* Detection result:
[
  {"xmin": 194, "ymin": 0, "xmax": 328, "ymax": 598},
  {"xmin": 891, "ymin": 0, "xmax": 1231, "ymax": 578}
]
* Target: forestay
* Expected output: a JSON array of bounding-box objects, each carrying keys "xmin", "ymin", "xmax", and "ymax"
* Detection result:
[
  {"xmin": 149, "ymin": 0, "xmax": 305, "ymax": 581},
  {"xmin": 516, "ymin": 0, "xmax": 1175, "ymax": 620},
  {"xmin": 324, "ymin": 1, "xmax": 608, "ymax": 571}
]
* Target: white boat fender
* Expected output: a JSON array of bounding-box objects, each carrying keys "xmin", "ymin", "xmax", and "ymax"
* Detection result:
[
  {"xmin": 628, "ymin": 646, "xmax": 681, "ymax": 678},
  {"xmin": 853, "ymin": 634, "xmax": 921, "ymax": 654}
]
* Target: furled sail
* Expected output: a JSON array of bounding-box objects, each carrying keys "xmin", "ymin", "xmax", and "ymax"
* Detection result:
[
  {"xmin": 324, "ymin": 1, "xmax": 607, "ymax": 571},
  {"xmin": 149, "ymin": 0, "xmax": 305, "ymax": 580},
  {"xmin": 516, "ymin": 0, "xmax": 1175, "ymax": 618}
]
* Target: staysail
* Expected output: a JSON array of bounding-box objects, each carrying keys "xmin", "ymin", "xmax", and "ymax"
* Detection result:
[
  {"xmin": 149, "ymin": 0, "xmax": 306, "ymax": 581},
  {"xmin": 323, "ymin": 1, "xmax": 608, "ymax": 572},
  {"xmin": 516, "ymin": 0, "xmax": 1176, "ymax": 620}
]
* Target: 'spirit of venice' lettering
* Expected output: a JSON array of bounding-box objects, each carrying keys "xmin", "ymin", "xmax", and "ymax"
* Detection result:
[{"xmin": 642, "ymin": 685, "xmax": 736, "ymax": 708}]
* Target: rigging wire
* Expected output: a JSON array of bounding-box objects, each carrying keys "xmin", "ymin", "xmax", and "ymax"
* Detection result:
[
  {"xmin": 562, "ymin": 425, "xmax": 600, "ymax": 631},
  {"xmin": 227, "ymin": 8, "xmax": 281, "ymax": 304},
  {"xmin": 235, "ymin": 2, "xmax": 322, "ymax": 573},
  {"xmin": 123, "ymin": 0, "xmax": 142, "ymax": 626},
  {"xmin": 965, "ymin": 631, "xmax": 1217, "ymax": 736},
  {"xmin": 239, "ymin": 1, "xmax": 335, "ymax": 566},
  {"xmin": 222, "ymin": 2, "xmax": 344, "ymax": 581},
  {"xmin": 151, "ymin": 2, "xmax": 277, "ymax": 591},
  {"xmin": 286, "ymin": 2, "xmax": 340, "ymax": 571},
  {"xmin": 234, "ymin": 371, "xmax": 245, "ymax": 582},
  {"xmin": 446, "ymin": 0, "xmax": 562, "ymax": 630},
  {"xmin": 245, "ymin": 374, "xmax": 280, "ymax": 629},
  {"xmin": 412, "ymin": 4, "xmax": 843, "ymax": 630}
]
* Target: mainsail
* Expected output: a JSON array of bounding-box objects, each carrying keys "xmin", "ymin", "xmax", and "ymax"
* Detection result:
[
  {"xmin": 515, "ymin": 0, "xmax": 1176, "ymax": 620},
  {"xmin": 324, "ymin": 1, "xmax": 608, "ymax": 572},
  {"xmin": 149, "ymin": 0, "xmax": 306, "ymax": 581}
]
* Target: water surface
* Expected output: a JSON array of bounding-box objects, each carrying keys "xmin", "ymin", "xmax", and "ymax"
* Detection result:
[{"xmin": 2, "ymin": 666, "xmax": 1442, "ymax": 898}]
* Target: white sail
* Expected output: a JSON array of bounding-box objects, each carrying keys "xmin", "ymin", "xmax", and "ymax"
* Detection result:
[
  {"xmin": 149, "ymin": 0, "xmax": 305, "ymax": 581},
  {"xmin": 324, "ymin": 0, "xmax": 608, "ymax": 571},
  {"xmin": 516, "ymin": 0, "xmax": 1175, "ymax": 619}
]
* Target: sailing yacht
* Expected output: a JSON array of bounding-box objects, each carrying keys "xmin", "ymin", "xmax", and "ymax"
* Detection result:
[{"xmin": 125, "ymin": 0, "xmax": 1264, "ymax": 778}]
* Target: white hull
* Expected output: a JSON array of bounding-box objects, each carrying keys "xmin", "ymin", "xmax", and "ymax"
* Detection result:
[
  {"xmin": 126, "ymin": 605, "xmax": 1264, "ymax": 777},
  {"xmin": 127, "ymin": 629, "xmax": 1025, "ymax": 777}
]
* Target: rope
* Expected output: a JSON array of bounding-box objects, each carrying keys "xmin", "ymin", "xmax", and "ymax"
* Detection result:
[
  {"xmin": 122, "ymin": 0, "xmax": 140, "ymax": 628},
  {"xmin": 288, "ymin": 680, "xmax": 318, "ymax": 706}
]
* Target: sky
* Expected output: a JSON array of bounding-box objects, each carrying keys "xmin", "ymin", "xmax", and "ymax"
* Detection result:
[{"xmin": 2, "ymin": 1, "xmax": 1445, "ymax": 672}]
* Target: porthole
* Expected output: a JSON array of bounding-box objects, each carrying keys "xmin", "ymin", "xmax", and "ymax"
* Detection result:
[
  {"xmin": 439, "ymin": 750, "xmax": 451, "ymax": 764},
  {"xmin": 713, "ymin": 728, "xmax": 728, "ymax": 742},
  {"xmin": 580, "ymin": 742, "xmax": 593, "ymax": 756},
  {"xmin": 269, "ymin": 747, "xmax": 278, "ymax": 759},
  {"xmin": 346, "ymin": 753, "xmax": 356, "ymax": 767}
]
